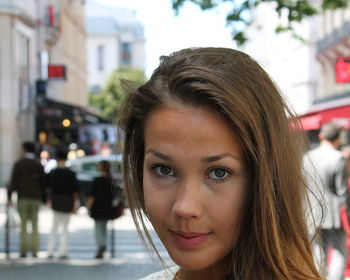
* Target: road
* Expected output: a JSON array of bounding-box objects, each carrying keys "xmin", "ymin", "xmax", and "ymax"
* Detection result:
[{"xmin": 0, "ymin": 187, "xmax": 174, "ymax": 280}]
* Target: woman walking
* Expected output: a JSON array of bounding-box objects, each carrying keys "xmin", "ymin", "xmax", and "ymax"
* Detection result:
[{"xmin": 86, "ymin": 160, "xmax": 114, "ymax": 259}]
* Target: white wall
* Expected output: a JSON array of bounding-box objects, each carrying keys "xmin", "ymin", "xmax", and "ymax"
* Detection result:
[
  {"xmin": 87, "ymin": 35, "xmax": 119, "ymax": 89},
  {"xmin": 132, "ymin": 38, "xmax": 146, "ymax": 71},
  {"xmin": 0, "ymin": 0, "xmax": 36, "ymax": 18},
  {"xmin": 85, "ymin": 2, "xmax": 146, "ymax": 90},
  {"xmin": 242, "ymin": 3, "xmax": 318, "ymax": 115}
]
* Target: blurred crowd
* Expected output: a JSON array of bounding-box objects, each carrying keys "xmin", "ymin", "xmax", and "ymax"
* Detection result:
[{"xmin": 6, "ymin": 141, "xmax": 123, "ymax": 260}]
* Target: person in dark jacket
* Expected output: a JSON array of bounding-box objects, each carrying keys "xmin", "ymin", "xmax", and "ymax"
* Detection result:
[
  {"xmin": 86, "ymin": 160, "xmax": 115, "ymax": 259},
  {"xmin": 8, "ymin": 141, "xmax": 45, "ymax": 258},
  {"xmin": 46, "ymin": 150, "xmax": 79, "ymax": 259}
]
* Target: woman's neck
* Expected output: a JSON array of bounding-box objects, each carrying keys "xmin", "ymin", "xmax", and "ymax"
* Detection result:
[
  {"xmin": 175, "ymin": 256, "xmax": 230, "ymax": 280},
  {"xmin": 176, "ymin": 267, "xmax": 222, "ymax": 280}
]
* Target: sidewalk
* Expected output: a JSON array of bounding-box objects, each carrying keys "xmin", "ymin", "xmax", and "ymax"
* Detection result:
[{"xmin": 0, "ymin": 187, "xmax": 173, "ymax": 280}]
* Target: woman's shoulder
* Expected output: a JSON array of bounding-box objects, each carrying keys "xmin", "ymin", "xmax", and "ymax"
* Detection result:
[
  {"xmin": 94, "ymin": 176, "xmax": 110, "ymax": 182},
  {"xmin": 92, "ymin": 176, "xmax": 107, "ymax": 185},
  {"xmin": 138, "ymin": 267, "xmax": 178, "ymax": 280}
]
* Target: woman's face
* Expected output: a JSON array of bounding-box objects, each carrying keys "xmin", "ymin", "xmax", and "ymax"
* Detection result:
[{"xmin": 143, "ymin": 104, "xmax": 247, "ymax": 275}]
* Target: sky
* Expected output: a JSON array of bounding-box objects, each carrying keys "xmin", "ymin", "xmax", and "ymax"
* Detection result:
[{"xmin": 95, "ymin": 0, "xmax": 237, "ymax": 77}]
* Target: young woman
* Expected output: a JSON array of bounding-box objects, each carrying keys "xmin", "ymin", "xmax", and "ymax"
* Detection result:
[
  {"xmin": 86, "ymin": 160, "xmax": 114, "ymax": 259},
  {"xmin": 118, "ymin": 47, "xmax": 323, "ymax": 280}
]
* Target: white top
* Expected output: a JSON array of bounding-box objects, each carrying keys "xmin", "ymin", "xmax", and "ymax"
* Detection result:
[
  {"xmin": 303, "ymin": 143, "xmax": 348, "ymax": 229},
  {"xmin": 138, "ymin": 267, "xmax": 179, "ymax": 280}
]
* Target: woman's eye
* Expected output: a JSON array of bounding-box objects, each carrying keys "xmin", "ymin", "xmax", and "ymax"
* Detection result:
[
  {"xmin": 153, "ymin": 165, "xmax": 175, "ymax": 177},
  {"xmin": 208, "ymin": 168, "xmax": 230, "ymax": 180}
]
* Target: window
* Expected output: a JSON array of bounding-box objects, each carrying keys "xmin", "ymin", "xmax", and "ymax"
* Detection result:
[
  {"xmin": 121, "ymin": 42, "xmax": 131, "ymax": 66},
  {"xmin": 18, "ymin": 32, "xmax": 30, "ymax": 111},
  {"xmin": 97, "ymin": 45, "xmax": 105, "ymax": 71}
]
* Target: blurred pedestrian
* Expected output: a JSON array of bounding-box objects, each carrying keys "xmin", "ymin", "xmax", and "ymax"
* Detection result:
[
  {"xmin": 342, "ymin": 145, "xmax": 350, "ymax": 174},
  {"xmin": 46, "ymin": 150, "xmax": 79, "ymax": 259},
  {"xmin": 40, "ymin": 149, "xmax": 58, "ymax": 204},
  {"xmin": 86, "ymin": 160, "xmax": 115, "ymax": 259},
  {"xmin": 304, "ymin": 121, "xmax": 349, "ymax": 280},
  {"xmin": 40, "ymin": 150, "xmax": 57, "ymax": 174},
  {"xmin": 7, "ymin": 141, "xmax": 45, "ymax": 258}
]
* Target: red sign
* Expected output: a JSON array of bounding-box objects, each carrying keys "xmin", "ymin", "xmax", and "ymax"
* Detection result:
[
  {"xmin": 48, "ymin": 65, "xmax": 66, "ymax": 80},
  {"xmin": 336, "ymin": 57, "xmax": 350, "ymax": 84},
  {"xmin": 48, "ymin": 5, "xmax": 55, "ymax": 27}
]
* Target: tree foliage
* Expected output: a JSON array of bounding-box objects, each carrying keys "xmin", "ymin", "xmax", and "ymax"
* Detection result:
[
  {"xmin": 172, "ymin": 0, "xmax": 349, "ymax": 45},
  {"xmin": 89, "ymin": 67, "xmax": 146, "ymax": 121}
]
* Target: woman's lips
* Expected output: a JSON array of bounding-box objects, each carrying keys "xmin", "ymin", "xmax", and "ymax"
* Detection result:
[{"xmin": 170, "ymin": 231, "xmax": 211, "ymax": 249}]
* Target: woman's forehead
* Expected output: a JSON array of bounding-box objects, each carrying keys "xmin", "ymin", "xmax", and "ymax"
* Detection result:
[{"xmin": 143, "ymin": 104, "xmax": 243, "ymax": 161}]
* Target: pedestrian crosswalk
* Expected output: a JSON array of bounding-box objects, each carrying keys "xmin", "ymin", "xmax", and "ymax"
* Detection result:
[
  {"xmin": 0, "ymin": 199, "xmax": 174, "ymax": 280},
  {"xmin": 1, "ymin": 206, "xmax": 171, "ymax": 262}
]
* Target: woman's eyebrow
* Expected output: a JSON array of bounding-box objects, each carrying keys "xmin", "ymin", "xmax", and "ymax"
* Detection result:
[
  {"xmin": 201, "ymin": 153, "xmax": 240, "ymax": 163},
  {"xmin": 145, "ymin": 149, "xmax": 172, "ymax": 161},
  {"xmin": 145, "ymin": 149, "xmax": 240, "ymax": 163}
]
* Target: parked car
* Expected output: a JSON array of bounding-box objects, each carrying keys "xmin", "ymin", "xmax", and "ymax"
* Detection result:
[{"xmin": 66, "ymin": 154, "xmax": 123, "ymax": 205}]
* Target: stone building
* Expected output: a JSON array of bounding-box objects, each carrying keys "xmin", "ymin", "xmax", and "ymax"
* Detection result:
[
  {"xmin": 0, "ymin": 0, "xmax": 88, "ymax": 186},
  {"xmin": 297, "ymin": 2, "xmax": 350, "ymax": 143},
  {"xmin": 241, "ymin": 1, "xmax": 350, "ymax": 146}
]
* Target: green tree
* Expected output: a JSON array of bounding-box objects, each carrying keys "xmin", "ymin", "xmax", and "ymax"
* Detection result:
[
  {"xmin": 89, "ymin": 67, "xmax": 146, "ymax": 121},
  {"xmin": 172, "ymin": 0, "xmax": 348, "ymax": 45}
]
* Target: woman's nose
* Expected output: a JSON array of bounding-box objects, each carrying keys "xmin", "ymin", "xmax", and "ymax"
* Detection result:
[{"xmin": 172, "ymin": 180, "xmax": 204, "ymax": 219}]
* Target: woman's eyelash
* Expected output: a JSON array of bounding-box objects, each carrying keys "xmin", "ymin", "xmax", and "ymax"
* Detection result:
[
  {"xmin": 207, "ymin": 167, "xmax": 232, "ymax": 183},
  {"xmin": 148, "ymin": 164, "xmax": 235, "ymax": 183},
  {"xmin": 151, "ymin": 164, "xmax": 176, "ymax": 177}
]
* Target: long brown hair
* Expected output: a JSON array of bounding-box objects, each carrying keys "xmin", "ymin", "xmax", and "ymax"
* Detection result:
[
  {"xmin": 118, "ymin": 47, "xmax": 322, "ymax": 280},
  {"xmin": 98, "ymin": 160, "xmax": 112, "ymax": 183}
]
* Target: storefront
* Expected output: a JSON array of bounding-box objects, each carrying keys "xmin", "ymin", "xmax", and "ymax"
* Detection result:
[
  {"xmin": 36, "ymin": 97, "xmax": 107, "ymax": 155},
  {"xmin": 297, "ymin": 103, "xmax": 350, "ymax": 148}
]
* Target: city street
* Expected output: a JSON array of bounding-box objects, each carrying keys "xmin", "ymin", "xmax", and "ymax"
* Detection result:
[{"xmin": 0, "ymin": 187, "xmax": 173, "ymax": 280}]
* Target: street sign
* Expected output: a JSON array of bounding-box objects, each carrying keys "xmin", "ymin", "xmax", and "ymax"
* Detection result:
[
  {"xmin": 48, "ymin": 64, "xmax": 66, "ymax": 80},
  {"xmin": 336, "ymin": 57, "xmax": 350, "ymax": 84}
]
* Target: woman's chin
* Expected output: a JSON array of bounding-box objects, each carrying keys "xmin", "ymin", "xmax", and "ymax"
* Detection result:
[{"xmin": 169, "ymin": 252, "xmax": 215, "ymax": 272}]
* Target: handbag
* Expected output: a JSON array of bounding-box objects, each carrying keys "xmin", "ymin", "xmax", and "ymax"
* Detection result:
[
  {"xmin": 6, "ymin": 206, "xmax": 19, "ymax": 228},
  {"xmin": 110, "ymin": 200, "xmax": 125, "ymax": 220}
]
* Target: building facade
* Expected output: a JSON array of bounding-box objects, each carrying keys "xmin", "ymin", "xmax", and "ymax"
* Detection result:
[
  {"xmin": 241, "ymin": 2, "xmax": 350, "ymax": 146},
  {"xmin": 297, "ymin": 2, "xmax": 350, "ymax": 143},
  {"xmin": 85, "ymin": 1, "xmax": 146, "ymax": 93},
  {"xmin": 242, "ymin": 2, "xmax": 319, "ymax": 116},
  {"xmin": 0, "ymin": 0, "xmax": 38, "ymax": 186},
  {"xmin": 43, "ymin": 0, "xmax": 88, "ymax": 107},
  {"xmin": 316, "ymin": 5, "xmax": 350, "ymax": 102},
  {"xmin": 0, "ymin": 0, "xmax": 88, "ymax": 186}
]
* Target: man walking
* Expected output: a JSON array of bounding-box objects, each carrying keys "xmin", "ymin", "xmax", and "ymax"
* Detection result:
[
  {"xmin": 8, "ymin": 141, "xmax": 45, "ymax": 257},
  {"xmin": 304, "ymin": 122, "xmax": 349, "ymax": 280}
]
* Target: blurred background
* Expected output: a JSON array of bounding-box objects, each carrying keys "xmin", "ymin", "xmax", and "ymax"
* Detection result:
[
  {"xmin": 0, "ymin": 0, "xmax": 350, "ymax": 279},
  {"xmin": 0, "ymin": 0, "xmax": 350, "ymax": 187}
]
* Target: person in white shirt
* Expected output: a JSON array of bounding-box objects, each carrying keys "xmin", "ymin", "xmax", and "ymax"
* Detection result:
[{"xmin": 304, "ymin": 122, "xmax": 348, "ymax": 280}]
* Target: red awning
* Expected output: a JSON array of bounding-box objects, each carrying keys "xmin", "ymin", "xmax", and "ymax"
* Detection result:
[{"xmin": 298, "ymin": 104, "xmax": 350, "ymax": 130}]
